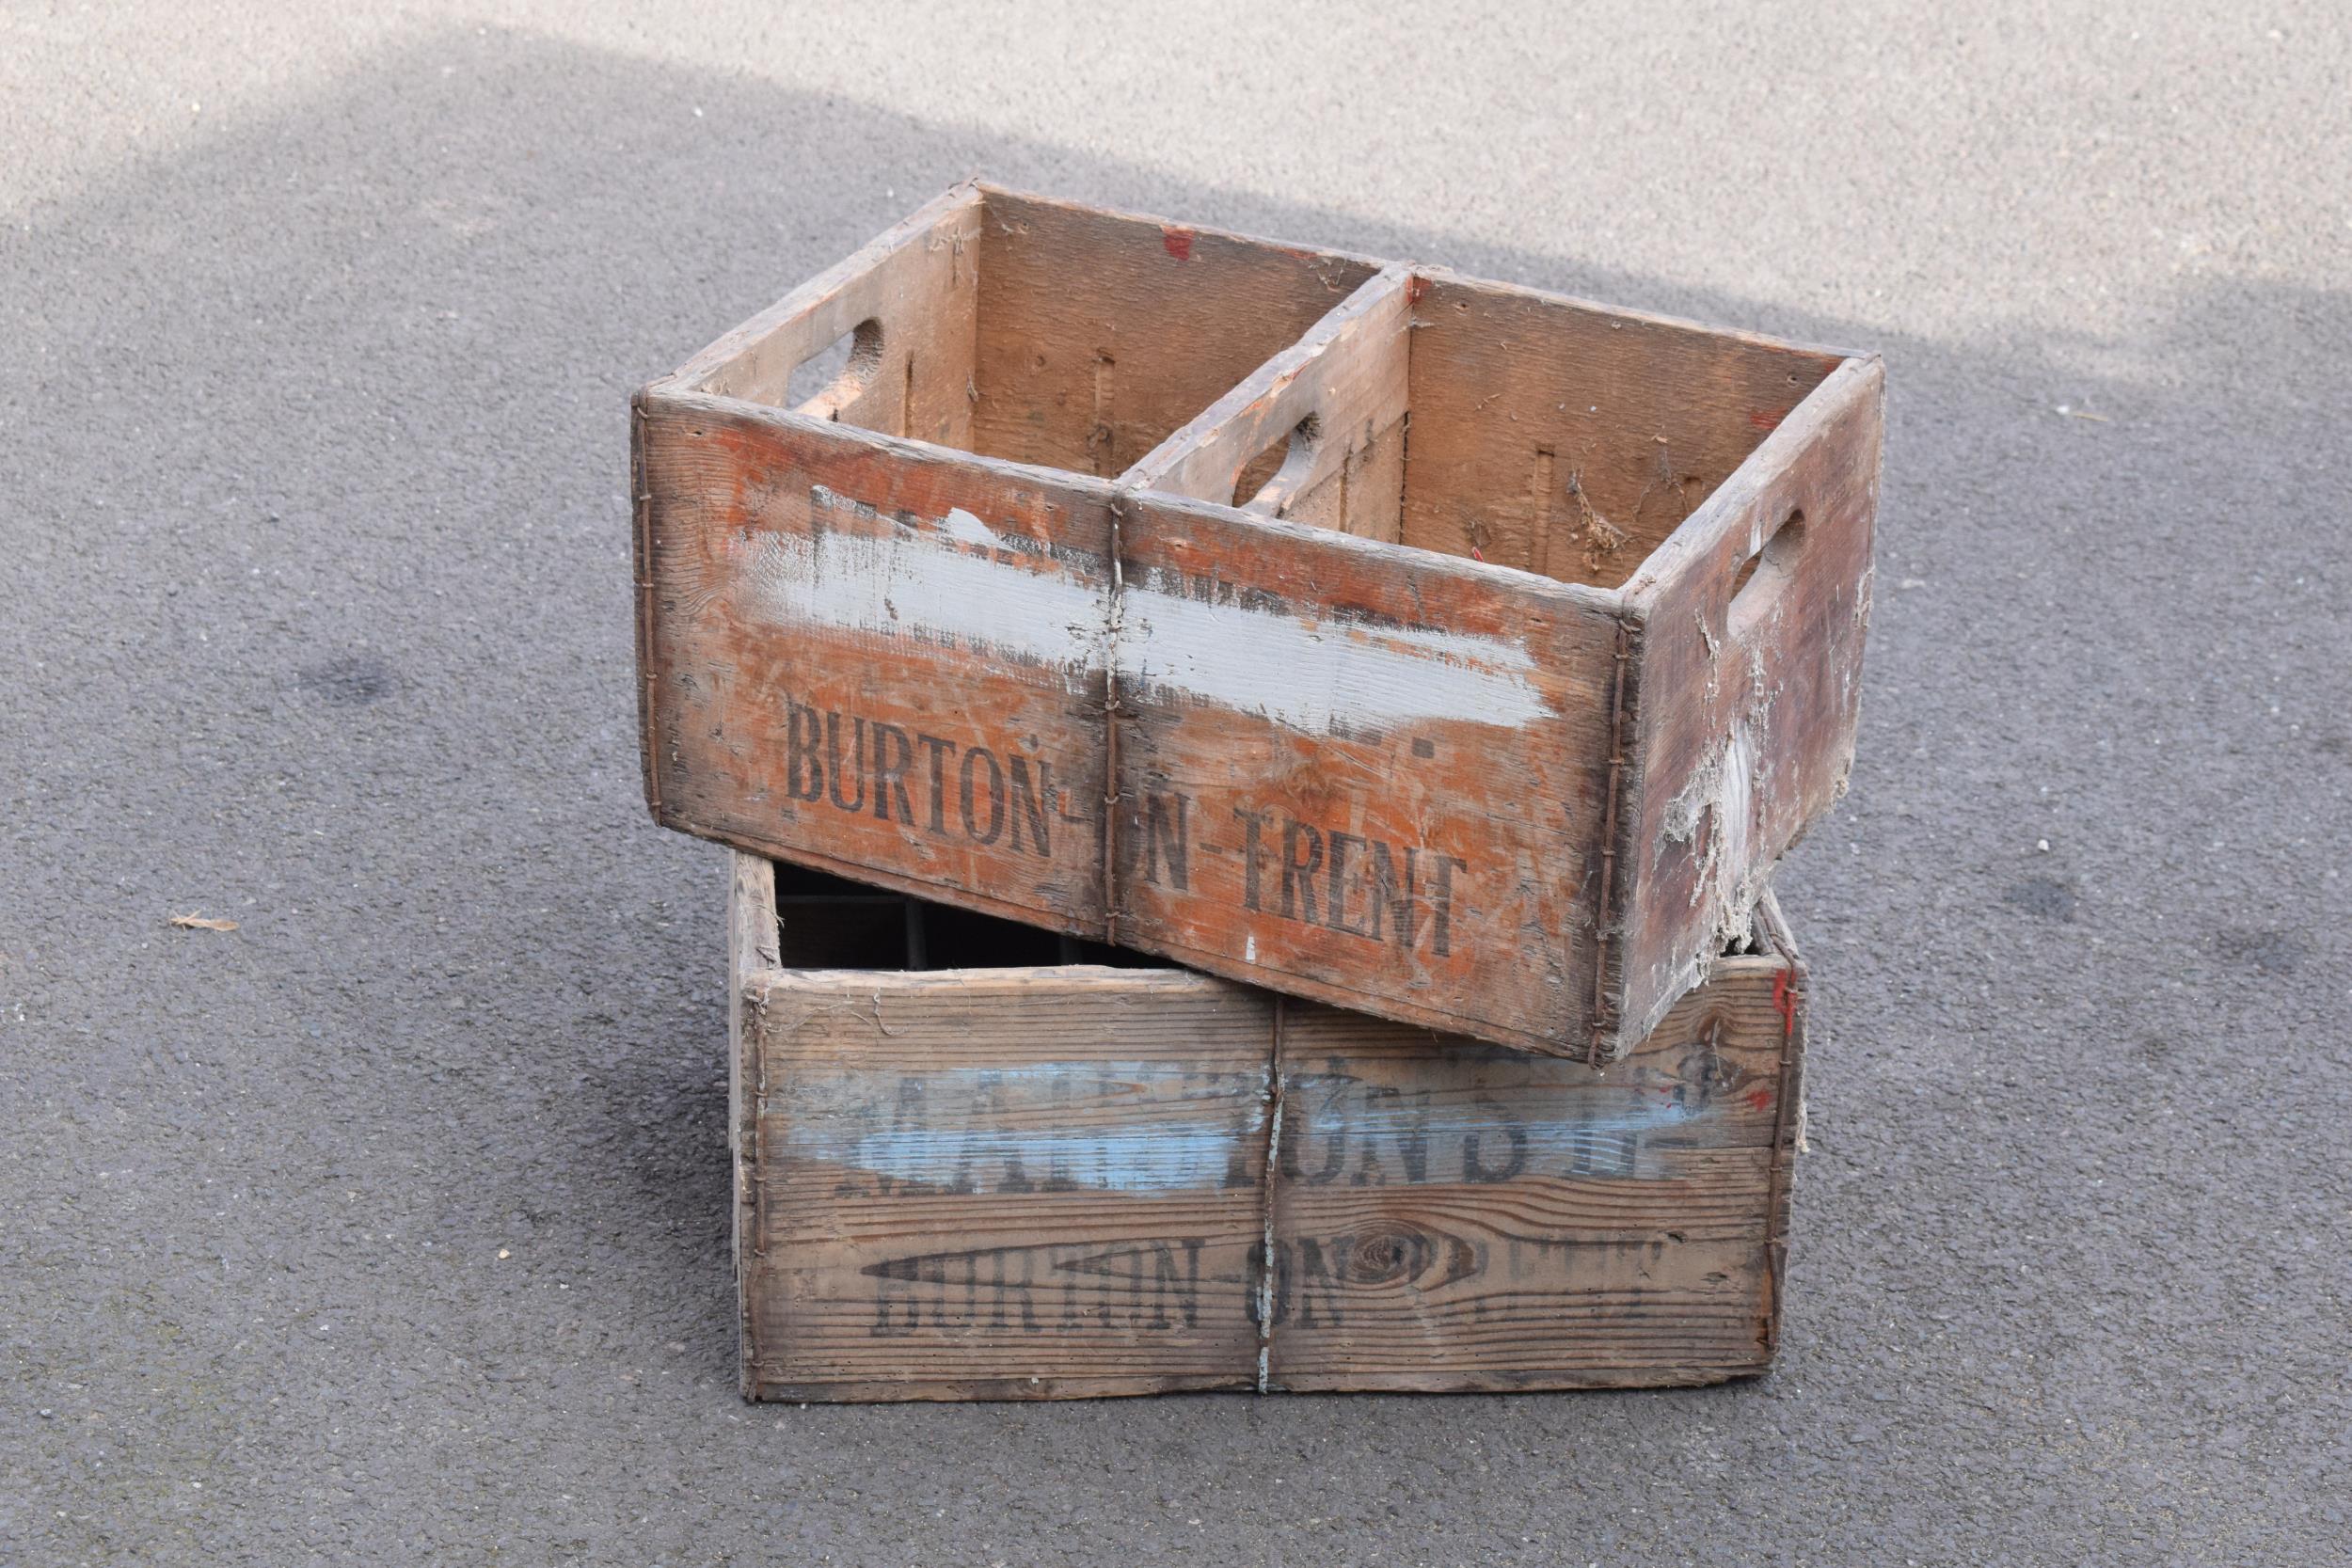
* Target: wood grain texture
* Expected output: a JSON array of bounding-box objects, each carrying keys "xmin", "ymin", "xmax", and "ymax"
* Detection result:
[
  {"xmin": 1123, "ymin": 266, "xmax": 1411, "ymax": 537},
  {"xmin": 1610, "ymin": 357, "xmax": 1883, "ymax": 1050},
  {"xmin": 730, "ymin": 853, "xmax": 1808, "ymax": 1400},
  {"xmin": 1264, "ymin": 948, "xmax": 1799, "ymax": 1390},
  {"xmin": 969, "ymin": 187, "xmax": 1379, "ymax": 477},
  {"xmin": 737, "ymin": 946, "xmax": 1272, "ymax": 1402},
  {"xmin": 644, "ymin": 185, "xmax": 1879, "ymax": 1061},
  {"xmin": 674, "ymin": 182, "xmax": 984, "ymax": 447},
  {"xmin": 636, "ymin": 390, "xmax": 1119, "ymax": 930},
  {"xmin": 1108, "ymin": 486, "xmax": 1623, "ymax": 1053},
  {"xmin": 1395, "ymin": 270, "xmax": 1846, "ymax": 589}
]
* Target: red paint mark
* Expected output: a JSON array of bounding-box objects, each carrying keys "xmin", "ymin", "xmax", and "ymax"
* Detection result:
[
  {"xmin": 1161, "ymin": 226, "xmax": 1195, "ymax": 261},
  {"xmin": 1772, "ymin": 970, "xmax": 1797, "ymax": 1040},
  {"xmin": 1406, "ymin": 276, "xmax": 1432, "ymax": 305},
  {"xmin": 1470, "ymin": 544, "xmax": 1485, "ymax": 562},
  {"xmin": 1748, "ymin": 407, "xmax": 1786, "ymax": 432},
  {"xmin": 1746, "ymin": 1086, "xmax": 1774, "ymax": 1113}
]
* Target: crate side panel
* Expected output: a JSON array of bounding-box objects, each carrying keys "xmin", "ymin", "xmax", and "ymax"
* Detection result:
[
  {"xmin": 1611, "ymin": 359, "xmax": 1883, "ymax": 1052},
  {"xmin": 972, "ymin": 190, "xmax": 1378, "ymax": 477},
  {"xmin": 1109, "ymin": 492, "xmax": 1620, "ymax": 1054},
  {"xmin": 1266, "ymin": 953, "xmax": 1795, "ymax": 1389},
  {"xmin": 678, "ymin": 183, "xmax": 984, "ymax": 449},
  {"xmin": 1400, "ymin": 274, "xmax": 1844, "ymax": 590},
  {"xmin": 639, "ymin": 394, "xmax": 1116, "ymax": 931},
  {"xmin": 743, "ymin": 970, "xmax": 1273, "ymax": 1398},
  {"xmin": 728, "ymin": 852, "xmax": 782, "ymax": 1393}
]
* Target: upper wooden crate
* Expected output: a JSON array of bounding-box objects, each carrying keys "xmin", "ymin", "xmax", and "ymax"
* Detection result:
[{"xmin": 637, "ymin": 182, "xmax": 1881, "ymax": 1061}]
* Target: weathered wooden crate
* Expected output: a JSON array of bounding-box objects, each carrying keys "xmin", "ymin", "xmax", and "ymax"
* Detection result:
[
  {"xmin": 644, "ymin": 182, "xmax": 1880, "ymax": 1060},
  {"xmin": 728, "ymin": 850, "xmax": 1808, "ymax": 1401}
]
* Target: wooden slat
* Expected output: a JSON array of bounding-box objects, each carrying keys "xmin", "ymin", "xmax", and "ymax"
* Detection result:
[
  {"xmin": 1264, "ymin": 945, "xmax": 1796, "ymax": 1389},
  {"xmin": 636, "ymin": 391, "xmax": 1119, "ymax": 931},
  {"xmin": 1108, "ymin": 485, "xmax": 1624, "ymax": 1054},
  {"xmin": 729, "ymin": 851, "xmax": 783, "ymax": 1396}
]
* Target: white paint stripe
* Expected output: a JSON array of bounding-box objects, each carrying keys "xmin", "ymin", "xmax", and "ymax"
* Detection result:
[
  {"xmin": 1120, "ymin": 564, "xmax": 1549, "ymax": 733},
  {"xmin": 733, "ymin": 498, "xmax": 1551, "ymax": 734},
  {"xmin": 739, "ymin": 517, "xmax": 1104, "ymax": 678}
]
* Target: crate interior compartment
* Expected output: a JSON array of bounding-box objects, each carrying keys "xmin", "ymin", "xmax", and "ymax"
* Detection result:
[
  {"xmin": 771, "ymin": 862, "xmax": 1154, "ymax": 973},
  {"xmin": 671, "ymin": 182, "xmax": 1381, "ymax": 479},
  {"xmin": 1131, "ymin": 267, "xmax": 1846, "ymax": 591}
]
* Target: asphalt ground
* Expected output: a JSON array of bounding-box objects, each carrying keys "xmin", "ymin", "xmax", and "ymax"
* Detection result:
[{"xmin": 4, "ymin": 5, "xmax": 2348, "ymax": 1563}]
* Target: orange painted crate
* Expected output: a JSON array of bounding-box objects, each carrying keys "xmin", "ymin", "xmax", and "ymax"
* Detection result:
[{"xmin": 639, "ymin": 182, "xmax": 1879, "ymax": 1060}]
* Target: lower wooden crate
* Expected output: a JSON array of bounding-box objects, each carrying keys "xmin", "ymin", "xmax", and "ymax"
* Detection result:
[{"xmin": 728, "ymin": 851, "xmax": 1807, "ymax": 1401}]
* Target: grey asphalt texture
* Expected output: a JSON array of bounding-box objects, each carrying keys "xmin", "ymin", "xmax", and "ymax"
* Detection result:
[{"xmin": 5, "ymin": 5, "xmax": 2348, "ymax": 1563}]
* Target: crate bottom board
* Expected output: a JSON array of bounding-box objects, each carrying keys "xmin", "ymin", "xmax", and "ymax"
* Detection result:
[
  {"xmin": 749, "ymin": 1366, "xmax": 1759, "ymax": 1403},
  {"xmin": 731, "ymin": 855, "xmax": 1805, "ymax": 1402}
]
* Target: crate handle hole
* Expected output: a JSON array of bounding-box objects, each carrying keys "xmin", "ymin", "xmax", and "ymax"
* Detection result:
[
  {"xmin": 1727, "ymin": 509, "xmax": 1805, "ymax": 640},
  {"xmin": 1232, "ymin": 414, "xmax": 1323, "ymax": 514},
  {"xmin": 787, "ymin": 318, "xmax": 885, "ymax": 418}
]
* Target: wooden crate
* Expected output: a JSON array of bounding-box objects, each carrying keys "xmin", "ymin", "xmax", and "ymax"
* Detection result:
[
  {"xmin": 728, "ymin": 850, "xmax": 1808, "ymax": 1401},
  {"xmin": 644, "ymin": 182, "xmax": 1880, "ymax": 1061}
]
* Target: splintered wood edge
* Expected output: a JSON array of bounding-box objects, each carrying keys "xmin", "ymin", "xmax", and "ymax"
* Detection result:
[{"xmin": 1596, "ymin": 358, "xmax": 1877, "ymax": 1056}]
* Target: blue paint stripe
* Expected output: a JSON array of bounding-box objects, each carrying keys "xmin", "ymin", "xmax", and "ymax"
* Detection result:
[{"xmin": 778, "ymin": 1064, "xmax": 1707, "ymax": 1193}]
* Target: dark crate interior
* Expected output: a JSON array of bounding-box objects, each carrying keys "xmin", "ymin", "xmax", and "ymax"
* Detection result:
[{"xmin": 772, "ymin": 862, "xmax": 1155, "ymax": 973}]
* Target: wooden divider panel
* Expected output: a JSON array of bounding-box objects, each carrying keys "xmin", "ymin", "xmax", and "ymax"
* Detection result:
[{"xmin": 1125, "ymin": 267, "xmax": 1412, "ymax": 540}]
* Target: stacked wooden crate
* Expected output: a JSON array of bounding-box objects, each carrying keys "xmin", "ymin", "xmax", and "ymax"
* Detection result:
[{"xmin": 636, "ymin": 183, "xmax": 1879, "ymax": 1399}]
